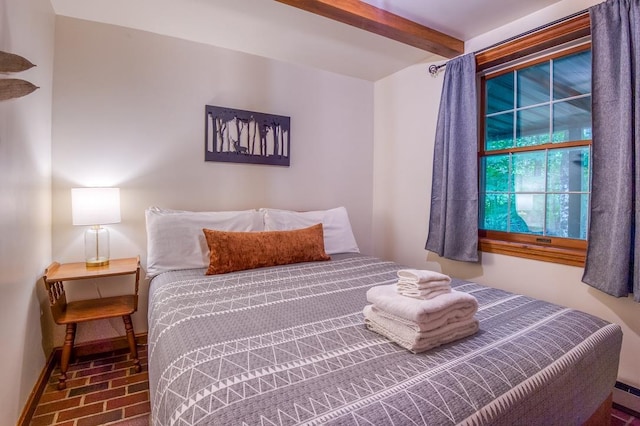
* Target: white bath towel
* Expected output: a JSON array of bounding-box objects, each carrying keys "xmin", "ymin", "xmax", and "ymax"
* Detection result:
[
  {"xmin": 367, "ymin": 284, "xmax": 478, "ymax": 325},
  {"xmin": 367, "ymin": 303, "xmax": 473, "ymax": 332},
  {"xmin": 397, "ymin": 269, "xmax": 451, "ymax": 284},
  {"xmin": 364, "ymin": 305, "xmax": 479, "ymax": 353}
]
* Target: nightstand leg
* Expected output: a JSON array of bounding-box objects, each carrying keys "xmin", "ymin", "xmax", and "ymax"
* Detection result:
[
  {"xmin": 59, "ymin": 323, "xmax": 76, "ymax": 390},
  {"xmin": 123, "ymin": 315, "xmax": 141, "ymax": 373}
]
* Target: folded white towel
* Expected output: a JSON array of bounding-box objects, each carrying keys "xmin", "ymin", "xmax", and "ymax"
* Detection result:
[
  {"xmin": 367, "ymin": 284, "xmax": 478, "ymax": 324},
  {"xmin": 397, "ymin": 269, "xmax": 451, "ymax": 284},
  {"xmin": 396, "ymin": 269, "xmax": 452, "ymax": 300},
  {"xmin": 364, "ymin": 305, "xmax": 479, "ymax": 353},
  {"xmin": 367, "ymin": 302, "xmax": 473, "ymax": 332},
  {"xmin": 397, "ymin": 282, "xmax": 451, "ymax": 299},
  {"xmin": 397, "ymin": 279, "xmax": 451, "ymax": 289}
]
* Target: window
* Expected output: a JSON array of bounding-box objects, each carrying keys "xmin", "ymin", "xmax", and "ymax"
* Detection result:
[{"xmin": 477, "ymin": 18, "xmax": 592, "ymax": 266}]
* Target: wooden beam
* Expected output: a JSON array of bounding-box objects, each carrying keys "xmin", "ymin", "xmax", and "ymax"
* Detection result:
[{"xmin": 274, "ymin": 0, "xmax": 464, "ymax": 58}]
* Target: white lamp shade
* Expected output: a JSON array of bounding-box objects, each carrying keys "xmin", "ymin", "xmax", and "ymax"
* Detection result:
[{"xmin": 71, "ymin": 187, "xmax": 121, "ymax": 226}]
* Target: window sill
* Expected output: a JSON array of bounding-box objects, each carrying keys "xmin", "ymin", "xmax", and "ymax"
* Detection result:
[{"xmin": 478, "ymin": 237, "xmax": 586, "ymax": 267}]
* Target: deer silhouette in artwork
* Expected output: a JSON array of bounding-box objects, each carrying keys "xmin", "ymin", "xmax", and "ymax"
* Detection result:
[{"xmin": 232, "ymin": 138, "xmax": 248, "ymax": 154}]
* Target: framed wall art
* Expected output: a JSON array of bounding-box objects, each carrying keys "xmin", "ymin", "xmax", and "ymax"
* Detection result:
[{"xmin": 205, "ymin": 105, "xmax": 290, "ymax": 166}]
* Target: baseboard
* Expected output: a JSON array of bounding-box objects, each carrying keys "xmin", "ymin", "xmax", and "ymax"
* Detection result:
[
  {"xmin": 17, "ymin": 332, "xmax": 147, "ymax": 426},
  {"xmin": 16, "ymin": 349, "xmax": 58, "ymax": 426},
  {"xmin": 614, "ymin": 381, "xmax": 640, "ymax": 417}
]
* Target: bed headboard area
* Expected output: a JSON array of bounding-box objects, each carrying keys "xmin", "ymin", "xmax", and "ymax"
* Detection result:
[{"xmin": 144, "ymin": 206, "xmax": 359, "ymax": 278}]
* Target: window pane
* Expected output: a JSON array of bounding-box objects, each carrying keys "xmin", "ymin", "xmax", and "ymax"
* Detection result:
[
  {"xmin": 546, "ymin": 193, "xmax": 589, "ymax": 239},
  {"xmin": 547, "ymin": 147, "xmax": 590, "ymax": 192},
  {"xmin": 553, "ymin": 97, "xmax": 591, "ymax": 142},
  {"xmin": 516, "ymin": 106, "xmax": 550, "ymax": 147},
  {"xmin": 513, "ymin": 151, "xmax": 546, "ymax": 192},
  {"xmin": 481, "ymin": 155, "xmax": 510, "ymax": 192},
  {"xmin": 554, "ymin": 50, "xmax": 591, "ymax": 100},
  {"xmin": 517, "ymin": 63, "xmax": 550, "ymax": 107},
  {"xmin": 487, "ymin": 72, "xmax": 514, "ymax": 114},
  {"xmin": 581, "ymin": 193, "xmax": 589, "ymax": 238},
  {"xmin": 486, "ymin": 113, "xmax": 514, "ymax": 150},
  {"xmin": 482, "ymin": 194, "xmax": 509, "ymax": 231},
  {"xmin": 514, "ymin": 194, "xmax": 545, "ymax": 234},
  {"xmin": 480, "ymin": 46, "xmax": 592, "ymax": 248}
]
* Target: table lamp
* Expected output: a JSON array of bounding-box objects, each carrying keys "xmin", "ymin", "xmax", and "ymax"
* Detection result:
[{"xmin": 71, "ymin": 187, "xmax": 121, "ymax": 267}]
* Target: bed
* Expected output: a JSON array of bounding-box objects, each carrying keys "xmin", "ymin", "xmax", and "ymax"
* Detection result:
[{"xmin": 145, "ymin": 207, "xmax": 622, "ymax": 425}]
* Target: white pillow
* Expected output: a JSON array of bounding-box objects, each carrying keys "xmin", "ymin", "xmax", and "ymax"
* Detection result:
[
  {"xmin": 262, "ymin": 206, "xmax": 359, "ymax": 255},
  {"xmin": 145, "ymin": 207, "xmax": 265, "ymax": 277}
]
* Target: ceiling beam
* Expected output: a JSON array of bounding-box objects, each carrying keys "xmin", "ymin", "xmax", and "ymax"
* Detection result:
[{"xmin": 274, "ymin": 0, "xmax": 464, "ymax": 58}]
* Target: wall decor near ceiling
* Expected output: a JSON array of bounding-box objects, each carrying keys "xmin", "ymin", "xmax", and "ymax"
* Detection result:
[
  {"xmin": 0, "ymin": 51, "xmax": 36, "ymax": 73},
  {"xmin": 0, "ymin": 78, "xmax": 38, "ymax": 101},
  {"xmin": 0, "ymin": 51, "xmax": 38, "ymax": 101},
  {"xmin": 205, "ymin": 105, "xmax": 290, "ymax": 166}
]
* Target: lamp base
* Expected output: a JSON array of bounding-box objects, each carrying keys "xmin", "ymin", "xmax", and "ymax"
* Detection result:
[
  {"xmin": 85, "ymin": 225, "xmax": 110, "ymax": 268},
  {"xmin": 85, "ymin": 258, "xmax": 110, "ymax": 267}
]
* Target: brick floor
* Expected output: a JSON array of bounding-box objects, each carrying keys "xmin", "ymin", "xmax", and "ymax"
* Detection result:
[{"xmin": 30, "ymin": 344, "xmax": 149, "ymax": 426}]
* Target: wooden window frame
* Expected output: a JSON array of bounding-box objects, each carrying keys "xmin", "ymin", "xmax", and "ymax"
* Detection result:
[{"xmin": 477, "ymin": 13, "xmax": 591, "ymax": 267}]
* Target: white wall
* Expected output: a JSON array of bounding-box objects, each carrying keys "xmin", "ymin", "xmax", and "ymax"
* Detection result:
[
  {"xmin": 372, "ymin": 63, "xmax": 444, "ymax": 270},
  {"xmin": 373, "ymin": 0, "xmax": 640, "ymax": 390},
  {"xmin": 0, "ymin": 0, "xmax": 55, "ymax": 422},
  {"xmin": 51, "ymin": 17, "xmax": 374, "ymax": 347}
]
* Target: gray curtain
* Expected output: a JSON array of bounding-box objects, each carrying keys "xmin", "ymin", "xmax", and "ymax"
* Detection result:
[
  {"xmin": 583, "ymin": 0, "xmax": 640, "ymax": 301},
  {"xmin": 425, "ymin": 54, "xmax": 479, "ymax": 262}
]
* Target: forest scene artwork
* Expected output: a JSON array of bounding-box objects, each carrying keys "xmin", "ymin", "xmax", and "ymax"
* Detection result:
[{"xmin": 205, "ymin": 105, "xmax": 291, "ymax": 166}]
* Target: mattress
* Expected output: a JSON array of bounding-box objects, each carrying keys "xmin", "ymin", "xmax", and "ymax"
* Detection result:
[{"xmin": 147, "ymin": 254, "xmax": 622, "ymax": 425}]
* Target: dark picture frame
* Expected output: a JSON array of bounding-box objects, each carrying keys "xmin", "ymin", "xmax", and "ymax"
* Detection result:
[{"xmin": 205, "ymin": 105, "xmax": 290, "ymax": 166}]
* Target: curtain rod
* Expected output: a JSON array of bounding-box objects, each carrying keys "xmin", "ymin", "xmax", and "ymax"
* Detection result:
[{"xmin": 428, "ymin": 7, "xmax": 589, "ymax": 77}]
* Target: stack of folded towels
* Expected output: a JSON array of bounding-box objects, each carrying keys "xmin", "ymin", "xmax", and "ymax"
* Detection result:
[{"xmin": 363, "ymin": 269, "xmax": 479, "ymax": 353}]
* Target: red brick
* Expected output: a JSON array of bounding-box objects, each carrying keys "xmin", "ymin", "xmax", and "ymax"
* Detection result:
[
  {"xmin": 67, "ymin": 376, "xmax": 89, "ymax": 386},
  {"xmin": 38, "ymin": 389, "xmax": 68, "ymax": 404},
  {"xmin": 84, "ymin": 386, "xmax": 127, "ymax": 404},
  {"xmin": 106, "ymin": 390, "xmax": 149, "ymax": 410},
  {"xmin": 29, "ymin": 413, "xmax": 55, "ymax": 426},
  {"xmin": 33, "ymin": 396, "xmax": 82, "ymax": 416},
  {"xmin": 67, "ymin": 360, "xmax": 93, "ymax": 372},
  {"xmin": 128, "ymin": 381, "xmax": 149, "ymax": 394},
  {"xmin": 93, "ymin": 354, "xmax": 129, "ymax": 366},
  {"xmin": 125, "ymin": 400, "xmax": 151, "ymax": 418},
  {"xmin": 45, "ymin": 376, "xmax": 87, "ymax": 393},
  {"xmin": 115, "ymin": 359, "xmax": 141, "ymax": 371},
  {"xmin": 75, "ymin": 364, "xmax": 114, "ymax": 378},
  {"xmin": 111, "ymin": 414, "xmax": 150, "ymax": 425},
  {"xmin": 76, "ymin": 409, "xmax": 123, "ymax": 426},
  {"xmin": 88, "ymin": 368, "xmax": 128, "ymax": 384},
  {"xmin": 57, "ymin": 402, "xmax": 104, "ymax": 422},
  {"xmin": 69, "ymin": 381, "xmax": 109, "ymax": 397},
  {"xmin": 112, "ymin": 371, "xmax": 148, "ymax": 388}
]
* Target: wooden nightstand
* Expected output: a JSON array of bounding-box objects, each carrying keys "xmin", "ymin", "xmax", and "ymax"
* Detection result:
[{"xmin": 43, "ymin": 257, "xmax": 142, "ymax": 390}]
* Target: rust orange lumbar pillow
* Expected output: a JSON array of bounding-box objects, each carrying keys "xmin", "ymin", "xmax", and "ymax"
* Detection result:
[{"xmin": 203, "ymin": 223, "xmax": 331, "ymax": 275}]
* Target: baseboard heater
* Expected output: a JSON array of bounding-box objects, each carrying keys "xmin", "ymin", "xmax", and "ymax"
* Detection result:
[{"xmin": 614, "ymin": 381, "xmax": 640, "ymax": 416}]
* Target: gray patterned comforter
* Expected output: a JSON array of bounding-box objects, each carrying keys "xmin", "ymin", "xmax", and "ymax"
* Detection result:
[{"xmin": 148, "ymin": 254, "xmax": 622, "ymax": 425}]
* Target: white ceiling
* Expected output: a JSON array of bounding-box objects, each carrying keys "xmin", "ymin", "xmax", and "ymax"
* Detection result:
[
  {"xmin": 361, "ymin": 0, "xmax": 563, "ymax": 41},
  {"xmin": 50, "ymin": 0, "xmax": 565, "ymax": 81}
]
